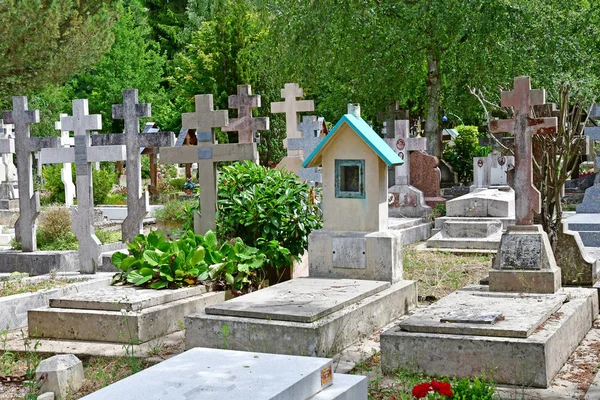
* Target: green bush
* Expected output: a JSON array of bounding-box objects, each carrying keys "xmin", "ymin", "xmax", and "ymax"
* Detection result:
[
  {"xmin": 442, "ymin": 125, "xmax": 491, "ymax": 185},
  {"xmin": 216, "ymin": 161, "xmax": 322, "ymax": 270},
  {"xmin": 167, "ymin": 177, "xmax": 187, "ymax": 192},
  {"xmin": 112, "ymin": 229, "xmax": 266, "ymax": 292},
  {"xmin": 154, "ymin": 199, "xmax": 197, "ymax": 228},
  {"xmin": 449, "ymin": 375, "xmax": 495, "ymax": 399},
  {"xmin": 103, "ymin": 193, "xmax": 127, "ymax": 205},
  {"xmin": 93, "ymin": 168, "xmax": 117, "ymax": 204},
  {"xmin": 36, "ymin": 205, "xmax": 78, "ymax": 250}
]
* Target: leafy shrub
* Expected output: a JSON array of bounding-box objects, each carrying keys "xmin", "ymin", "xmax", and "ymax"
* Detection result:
[
  {"xmin": 112, "ymin": 229, "xmax": 266, "ymax": 292},
  {"xmin": 216, "ymin": 161, "xmax": 322, "ymax": 270},
  {"xmin": 103, "ymin": 193, "xmax": 127, "ymax": 205},
  {"xmin": 93, "ymin": 168, "xmax": 117, "ymax": 204},
  {"xmin": 168, "ymin": 177, "xmax": 187, "ymax": 192},
  {"xmin": 154, "ymin": 199, "xmax": 197, "ymax": 228},
  {"xmin": 450, "ymin": 375, "xmax": 495, "ymax": 399},
  {"xmin": 442, "ymin": 125, "xmax": 491, "ymax": 185},
  {"xmin": 96, "ymin": 229, "xmax": 122, "ymax": 244}
]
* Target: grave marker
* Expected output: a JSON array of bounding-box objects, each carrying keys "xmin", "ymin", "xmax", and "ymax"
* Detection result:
[
  {"xmin": 490, "ymin": 76, "xmax": 557, "ymax": 225},
  {"xmin": 160, "ymin": 94, "xmax": 258, "ymax": 235},
  {"xmin": 55, "ymin": 115, "xmax": 76, "ymax": 207},
  {"xmin": 4, "ymin": 97, "xmax": 60, "ymax": 251},
  {"xmin": 410, "ymin": 150, "xmax": 445, "ymax": 208},
  {"xmin": 90, "ymin": 89, "xmax": 174, "ymax": 242},
  {"xmin": 385, "ymin": 120, "xmax": 426, "ymax": 186},
  {"xmin": 0, "ymin": 120, "xmax": 17, "ymax": 205},
  {"xmin": 288, "ymin": 115, "xmax": 326, "ymax": 182},
  {"xmin": 40, "ymin": 99, "xmax": 126, "ymax": 273},
  {"xmin": 222, "ymin": 85, "xmax": 269, "ymax": 143}
]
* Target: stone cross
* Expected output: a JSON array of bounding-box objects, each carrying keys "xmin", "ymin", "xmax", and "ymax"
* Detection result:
[
  {"xmin": 384, "ymin": 120, "xmax": 426, "ymax": 186},
  {"xmin": 40, "ymin": 99, "xmax": 126, "ymax": 273},
  {"xmin": 90, "ymin": 89, "xmax": 174, "ymax": 242},
  {"xmin": 288, "ymin": 115, "xmax": 325, "ymax": 182},
  {"xmin": 0, "ymin": 120, "xmax": 17, "ymax": 200},
  {"xmin": 55, "ymin": 114, "xmax": 76, "ymax": 207},
  {"xmin": 161, "ymin": 94, "xmax": 258, "ymax": 234},
  {"xmin": 271, "ymin": 83, "xmax": 315, "ymax": 156},
  {"xmin": 221, "ymin": 85, "xmax": 269, "ymax": 143},
  {"xmin": 4, "ymin": 97, "xmax": 60, "ymax": 251},
  {"xmin": 490, "ymin": 76, "xmax": 557, "ymax": 225}
]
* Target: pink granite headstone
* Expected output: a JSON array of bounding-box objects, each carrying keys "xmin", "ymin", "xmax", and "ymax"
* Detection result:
[{"xmin": 410, "ymin": 150, "xmax": 445, "ymax": 208}]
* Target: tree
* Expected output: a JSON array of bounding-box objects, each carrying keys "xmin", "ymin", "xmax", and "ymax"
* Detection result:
[
  {"xmin": 0, "ymin": 0, "xmax": 118, "ymax": 102},
  {"xmin": 70, "ymin": 0, "xmax": 168, "ymax": 133}
]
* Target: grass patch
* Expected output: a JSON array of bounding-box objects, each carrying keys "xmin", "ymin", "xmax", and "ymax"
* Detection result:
[
  {"xmin": 0, "ymin": 274, "xmax": 74, "ymax": 297},
  {"xmin": 403, "ymin": 244, "xmax": 492, "ymax": 302}
]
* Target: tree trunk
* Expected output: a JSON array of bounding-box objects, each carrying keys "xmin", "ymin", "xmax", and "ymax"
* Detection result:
[{"xmin": 425, "ymin": 51, "xmax": 442, "ymax": 158}]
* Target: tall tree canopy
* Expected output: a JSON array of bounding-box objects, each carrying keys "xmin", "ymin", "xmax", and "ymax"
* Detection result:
[{"xmin": 0, "ymin": 0, "xmax": 118, "ymax": 102}]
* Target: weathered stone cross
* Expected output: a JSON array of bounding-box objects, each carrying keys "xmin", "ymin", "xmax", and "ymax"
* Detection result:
[
  {"xmin": 40, "ymin": 99, "xmax": 126, "ymax": 273},
  {"xmin": 490, "ymin": 76, "xmax": 557, "ymax": 225},
  {"xmin": 90, "ymin": 89, "xmax": 174, "ymax": 242},
  {"xmin": 271, "ymin": 83, "xmax": 315, "ymax": 154},
  {"xmin": 160, "ymin": 94, "xmax": 258, "ymax": 235},
  {"xmin": 54, "ymin": 114, "xmax": 76, "ymax": 207},
  {"xmin": 4, "ymin": 97, "xmax": 60, "ymax": 251},
  {"xmin": 384, "ymin": 120, "xmax": 427, "ymax": 186},
  {"xmin": 221, "ymin": 85, "xmax": 269, "ymax": 143},
  {"xmin": 288, "ymin": 115, "xmax": 325, "ymax": 182}
]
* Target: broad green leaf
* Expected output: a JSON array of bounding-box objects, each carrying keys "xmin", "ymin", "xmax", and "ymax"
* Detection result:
[
  {"xmin": 150, "ymin": 281, "xmax": 167, "ymax": 289},
  {"xmin": 111, "ymin": 252, "xmax": 128, "ymax": 270},
  {"xmin": 139, "ymin": 267, "xmax": 154, "ymax": 276},
  {"xmin": 143, "ymin": 250, "xmax": 161, "ymax": 266}
]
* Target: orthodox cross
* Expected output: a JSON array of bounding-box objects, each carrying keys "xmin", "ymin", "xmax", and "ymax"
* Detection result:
[
  {"xmin": 384, "ymin": 120, "xmax": 426, "ymax": 186},
  {"xmin": 288, "ymin": 115, "xmax": 325, "ymax": 182},
  {"xmin": 221, "ymin": 85, "xmax": 269, "ymax": 143},
  {"xmin": 271, "ymin": 83, "xmax": 314, "ymax": 156},
  {"xmin": 490, "ymin": 76, "xmax": 557, "ymax": 225},
  {"xmin": 54, "ymin": 114, "xmax": 77, "ymax": 207}
]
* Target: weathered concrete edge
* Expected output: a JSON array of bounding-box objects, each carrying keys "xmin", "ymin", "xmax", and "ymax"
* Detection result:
[
  {"xmin": 185, "ymin": 280, "xmax": 418, "ymax": 357},
  {"xmin": 0, "ymin": 274, "xmax": 113, "ymax": 330}
]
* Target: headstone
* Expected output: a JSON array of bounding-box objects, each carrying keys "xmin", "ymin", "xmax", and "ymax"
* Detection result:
[
  {"xmin": 160, "ymin": 94, "xmax": 258, "ymax": 235},
  {"xmin": 271, "ymin": 83, "xmax": 315, "ymax": 174},
  {"xmin": 55, "ymin": 114, "xmax": 76, "ymax": 207},
  {"xmin": 90, "ymin": 89, "xmax": 174, "ymax": 242},
  {"xmin": 3, "ymin": 96, "xmax": 60, "ymax": 251},
  {"xmin": 471, "ymin": 154, "xmax": 515, "ymax": 191},
  {"xmin": 384, "ymin": 120, "xmax": 431, "ymax": 217},
  {"xmin": 409, "ymin": 150, "xmax": 445, "ymax": 208},
  {"xmin": 40, "ymin": 99, "xmax": 126, "ymax": 273},
  {"xmin": 288, "ymin": 115, "xmax": 325, "ymax": 182},
  {"xmin": 577, "ymin": 106, "xmax": 600, "ymax": 212},
  {"xmin": 36, "ymin": 354, "xmax": 84, "ymax": 399},
  {"xmin": 489, "ymin": 76, "xmax": 560, "ymax": 294},
  {"xmin": 222, "ymin": 84, "xmax": 269, "ymax": 143},
  {"xmin": 0, "ymin": 120, "xmax": 17, "ymax": 207}
]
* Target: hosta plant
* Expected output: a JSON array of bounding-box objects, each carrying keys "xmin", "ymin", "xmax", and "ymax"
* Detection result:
[{"xmin": 111, "ymin": 229, "xmax": 267, "ymax": 292}]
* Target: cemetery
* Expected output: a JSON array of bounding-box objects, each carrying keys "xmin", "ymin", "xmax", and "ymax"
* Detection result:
[{"xmin": 1, "ymin": 2, "xmax": 600, "ymax": 399}]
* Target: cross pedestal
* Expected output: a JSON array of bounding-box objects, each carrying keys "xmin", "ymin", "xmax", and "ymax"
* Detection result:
[
  {"xmin": 287, "ymin": 115, "xmax": 325, "ymax": 183},
  {"xmin": 489, "ymin": 76, "xmax": 560, "ymax": 293},
  {"xmin": 271, "ymin": 83, "xmax": 314, "ymax": 174},
  {"xmin": 4, "ymin": 97, "xmax": 60, "ymax": 252},
  {"xmin": 160, "ymin": 94, "xmax": 258, "ymax": 235},
  {"xmin": 222, "ymin": 85, "xmax": 269, "ymax": 143},
  {"xmin": 40, "ymin": 99, "xmax": 126, "ymax": 273},
  {"xmin": 90, "ymin": 89, "xmax": 174, "ymax": 242}
]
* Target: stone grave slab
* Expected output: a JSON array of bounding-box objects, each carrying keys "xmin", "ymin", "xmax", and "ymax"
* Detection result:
[
  {"xmin": 206, "ymin": 278, "xmax": 389, "ymax": 323},
  {"xmin": 81, "ymin": 348, "xmax": 335, "ymax": 400},
  {"xmin": 28, "ymin": 286, "xmax": 225, "ymax": 343},
  {"xmin": 398, "ymin": 285, "xmax": 567, "ymax": 338},
  {"xmin": 381, "ymin": 286, "xmax": 598, "ymax": 388},
  {"xmin": 50, "ymin": 285, "xmax": 207, "ymax": 312},
  {"xmin": 186, "ymin": 278, "xmax": 417, "ymax": 357}
]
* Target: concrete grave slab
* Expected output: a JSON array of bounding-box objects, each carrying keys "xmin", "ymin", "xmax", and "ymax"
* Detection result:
[
  {"xmin": 206, "ymin": 278, "xmax": 389, "ymax": 323},
  {"xmin": 398, "ymin": 285, "xmax": 567, "ymax": 338},
  {"xmin": 49, "ymin": 285, "xmax": 209, "ymax": 312},
  {"xmin": 186, "ymin": 279, "xmax": 417, "ymax": 357},
  {"xmin": 312, "ymin": 374, "xmax": 368, "ymax": 400},
  {"xmin": 446, "ymin": 188, "xmax": 515, "ymax": 218},
  {"xmin": 381, "ymin": 286, "xmax": 598, "ymax": 388},
  {"xmin": 81, "ymin": 348, "xmax": 333, "ymax": 400}
]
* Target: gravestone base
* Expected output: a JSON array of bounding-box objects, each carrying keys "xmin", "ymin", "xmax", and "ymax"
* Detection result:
[
  {"xmin": 28, "ymin": 286, "xmax": 226, "ymax": 343},
  {"xmin": 308, "ymin": 230, "xmax": 403, "ymax": 283},
  {"xmin": 380, "ymin": 285, "xmax": 598, "ymax": 388},
  {"xmin": 80, "ymin": 348, "xmax": 367, "ymax": 400},
  {"xmin": 388, "ymin": 185, "xmax": 432, "ymax": 219},
  {"xmin": 185, "ymin": 277, "xmax": 417, "ymax": 357},
  {"xmin": 427, "ymin": 219, "xmax": 504, "ymax": 250},
  {"xmin": 491, "ymin": 225, "xmax": 561, "ymax": 293}
]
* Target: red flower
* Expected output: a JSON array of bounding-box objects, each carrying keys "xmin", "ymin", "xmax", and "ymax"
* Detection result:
[
  {"xmin": 411, "ymin": 382, "xmax": 431, "ymax": 398},
  {"xmin": 431, "ymin": 380, "xmax": 453, "ymax": 397}
]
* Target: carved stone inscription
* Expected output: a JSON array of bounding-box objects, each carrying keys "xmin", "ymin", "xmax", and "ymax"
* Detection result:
[{"xmin": 498, "ymin": 234, "xmax": 542, "ymax": 270}]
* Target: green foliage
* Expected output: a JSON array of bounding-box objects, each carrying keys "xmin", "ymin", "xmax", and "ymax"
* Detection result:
[
  {"xmin": 93, "ymin": 168, "xmax": 117, "ymax": 205},
  {"xmin": 442, "ymin": 126, "xmax": 490, "ymax": 184},
  {"xmin": 0, "ymin": 0, "xmax": 117, "ymax": 100},
  {"xmin": 154, "ymin": 199, "xmax": 197, "ymax": 228},
  {"xmin": 449, "ymin": 375, "xmax": 495, "ymax": 399},
  {"xmin": 112, "ymin": 229, "xmax": 267, "ymax": 291},
  {"xmin": 104, "ymin": 193, "xmax": 127, "ymax": 205},
  {"xmin": 216, "ymin": 161, "xmax": 322, "ymax": 270},
  {"xmin": 96, "ymin": 229, "xmax": 122, "ymax": 245},
  {"xmin": 42, "ymin": 165, "xmax": 67, "ymax": 204}
]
